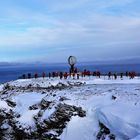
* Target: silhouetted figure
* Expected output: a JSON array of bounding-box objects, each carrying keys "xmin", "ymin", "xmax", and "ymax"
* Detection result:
[
  {"xmin": 93, "ymin": 71, "xmax": 96, "ymax": 76},
  {"xmin": 59, "ymin": 72, "xmax": 63, "ymax": 79},
  {"xmin": 130, "ymin": 71, "xmax": 136, "ymax": 79},
  {"xmin": 35, "ymin": 73, "xmax": 38, "ymax": 79},
  {"xmin": 55, "ymin": 72, "xmax": 58, "ymax": 77},
  {"xmin": 108, "ymin": 72, "xmax": 111, "ymax": 79},
  {"xmin": 72, "ymin": 73, "xmax": 75, "ymax": 79},
  {"xmin": 49, "ymin": 73, "xmax": 51, "ymax": 79},
  {"xmin": 64, "ymin": 72, "xmax": 68, "ymax": 79},
  {"xmin": 87, "ymin": 71, "xmax": 91, "ymax": 77},
  {"xmin": 81, "ymin": 72, "xmax": 84, "ymax": 77},
  {"xmin": 77, "ymin": 73, "xmax": 80, "ymax": 79},
  {"xmin": 114, "ymin": 73, "xmax": 117, "ymax": 80},
  {"xmin": 42, "ymin": 72, "xmax": 45, "ymax": 79},
  {"xmin": 22, "ymin": 74, "xmax": 26, "ymax": 79},
  {"xmin": 120, "ymin": 73, "xmax": 123, "ymax": 79},
  {"xmin": 28, "ymin": 73, "xmax": 31, "ymax": 79},
  {"xmin": 83, "ymin": 69, "xmax": 87, "ymax": 77},
  {"xmin": 52, "ymin": 72, "xmax": 55, "ymax": 78},
  {"xmin": 126, "ymin": 71, "xmax": 128, "ymax": 77},
  {"xmin": 97, "ymin": 71, "xmax": 101, "ymax": 78},
  {"xmin": 129, "ymin": 72, "xmax": 132, "ymax": 79}
]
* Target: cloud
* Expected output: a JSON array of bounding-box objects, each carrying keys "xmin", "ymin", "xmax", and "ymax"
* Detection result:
[
  {"xmin": 0, "ymin": 0, "xmax": 140, "ymax": 62},
  {"xmin": 0, "ymin": 14, "xmax": 140, "ymax": 48}
]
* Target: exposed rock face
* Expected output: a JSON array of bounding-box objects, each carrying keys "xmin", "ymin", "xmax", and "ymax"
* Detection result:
[
  {"xmin": 59, "ymin": 96, "xmax": 70, "ymax": 101},
  {"xmin": 0, "ymin": 108, "xmax": 21, "ymax": 140},
  {"xmin": 0, "ymin": 99, "xmax": 86, "ymax": 140},
  {"xmin": 33, "ymin": 103, "xmax": 86, "ymax": 140},
  {"xmin": 96, "ymin": 122, "xmax": 115, "ymax": 140},
  {"xmin": 6, "ymin": 99, "xmax": 16, "ymax": 108},
  {"xmin": 0, "ymin": 80, "xmax": 86, "ymax": 139},
  {"xmin": 112, "ymin": 95, "xmax": 117, "ymax": 100},
  {"xmin": 1, "ymin": 81, "xmax": 85, "ymax": 95}
]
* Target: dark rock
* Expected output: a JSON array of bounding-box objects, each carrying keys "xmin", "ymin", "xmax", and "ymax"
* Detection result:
[
  {"xmin": 78, "ymin": 109, "xmax": 86, "ymax": 117},
  {"xmin": 3, "ymin": 84, "xmax": 11, "ymax": 90},
  {"xmin": 0, "ymin": 95, "xmax": 86, "ymax": 140},
  {"xmin": 59, "ymin": 96, "xmax": 70, "ymax": 101},
  {"xmin": 27, "ymin": 84, "xmax": 32, "ymax": 88},
  {"xmin": 6, "ymin": 99, "xmax": 16, "ymax": 108},
  {"xmin": 29, "ymin": 104, "xmax": 39, "ymax": 110},
  {"xmin": 40, "ymin": 99, "xmax": 52, "ymax": 110},
  {"xmin": 32, "ymin": 103, "xmax": 86, "ymax": 139},
  {"xmin": 112, "ymin": 95, "xmax": 117, "ymax": 100},
  {"xmin": 42, "ymin": 91, "xmax": 46, "ymax": 94},
  {"xmin": 53, "ymin": 94, "xmax": 56, "ymax": 97},
  {"xmin": 97, "ymin": 122, "xmax": 115, "ymax": 140},
  {"xmin": 109, "ymin": 134, "xmax": 116, "ymax": 140}
]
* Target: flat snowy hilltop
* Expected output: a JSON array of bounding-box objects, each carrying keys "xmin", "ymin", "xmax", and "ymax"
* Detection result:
[{"xmin": 0, "ymin": 76, "xmax": 140, "ymax": 140}]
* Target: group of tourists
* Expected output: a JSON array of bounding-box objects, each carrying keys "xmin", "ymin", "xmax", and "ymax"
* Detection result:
[
  {"xmin": 21, "ymin": 69, "xmax": 137, "ymax": 80},
  {"xmin": 22, "ymin": 72, "xmax": 46, "ymax": 79},
  {"xmin": 48, "ymin": 71, "xmax": 79, "ymax": 79},
  {"xmin": 108, "ymin": 71, "xmax": 136, "ymax": 80}
]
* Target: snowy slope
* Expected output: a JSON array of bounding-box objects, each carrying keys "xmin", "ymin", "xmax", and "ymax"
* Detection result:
[
  {"xmin": 0, "ymin": 76, "xmax": 140, "ymax": 139},
  {"xmin": 97, "ymin": 103, "xmax": 140, "ymax": 139},
  {"xmin": 7, "ymin": 76, "xmax": 140, "ymax": 87}
]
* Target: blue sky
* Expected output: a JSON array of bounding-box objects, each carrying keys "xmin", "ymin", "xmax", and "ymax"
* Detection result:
[{"xmin": 0, "ymin": 0, "xmax": 140, "ymax": 62}]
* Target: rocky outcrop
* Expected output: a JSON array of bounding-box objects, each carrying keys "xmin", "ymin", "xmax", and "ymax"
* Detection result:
[
  {"xmin": 34, "ymin": 103, "xmax": 86, "ymax": 139},
  {"xmin": 96, "ymin": 122, "xmax": 115, "ymax": 140},
  {"xmin": 0, "ymin": 80, "xmax": 87, "ymax": 139},
  {"xmin": 0, "ymin": 98, "xmax": 86, "ymax": 140},
  {"xmin": 6, "ymin": 99, "xmax": 16, "ymax": 108}
]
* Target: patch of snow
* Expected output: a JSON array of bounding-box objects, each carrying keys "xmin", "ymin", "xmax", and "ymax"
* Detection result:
[
  {"xmin": 60, "ymin": 83, "xmax": 140, "ymax": 140},
  {"xmin": 0, "ymin": 84, "xmax": 4, "ymax": 92},
  {"xmin": 0, "ymin": 123, "xmax": 9, "ymax": 130},
  {"xmin": 97, "ymin": 103, "xmax": 140, "ymax": 139},
  {"xmin": 12, "ymin": 92, "xmax": 46, "ymax": 126},
  {"xmin": 12, "ymin": 92, "xmax": 45, "ymax": 114},
  {"xmin": 17, "ymin": 109, "xmax": 39, "ymax": 127},
  {"xmin": 131, "ymin": 135, "xmax": 140, "ymax": 140},
  {"xmin": 0, "ymin": 100, "xmax": 11, "ymax": 110},
  {"xmin": 60, "ymin": 115, "xmax": 99, "ymax": 140},
  {"xmin": 42, "ymin": 106, "xmax": 56, "ymax": 120},
  {"xmin": 1, "ymin": 76, "xmax": 140, "ymax": 139}
]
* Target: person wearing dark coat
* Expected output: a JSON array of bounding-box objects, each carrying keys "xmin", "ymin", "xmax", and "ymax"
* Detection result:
[
  {"xmin": 114, "ymin": 73, "xmax": 117, "ymax": 80},
  {"xmin": 35, "ymin": 73, "xmax": 38, "ymax": 79},
  {"xmin": 22, "ymin": 74, "xmax": 26, "ymax": 79},
  {"xmin": 28, "ymin": 73, "xmax": 31, "ymax": 79},
  {"xmin": 59, "ymin": 72, "xmax": 63, "ymax": 79},
  {"xmin": 108, "ymin": 72, "xmax": 111, "ymax": 79},
  {"xmin": 120, "ymin": 73, "xmax": 123, "ymax": 79},
  {"xmin": 49, "ymin": 73, "xmax": 51, "ymax": 79},
  {"xmin": 42, "ymin": 72, "xmax": 45, "ymax": 79}
]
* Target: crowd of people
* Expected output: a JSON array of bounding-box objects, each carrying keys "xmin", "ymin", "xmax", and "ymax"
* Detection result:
[
  {"xmin": 108, "ymin": 71, "xmax": 136, "ymax": 80},
  {"xmin": 21, "ymin": 69, "xmax": 137, "ymax": 80}
]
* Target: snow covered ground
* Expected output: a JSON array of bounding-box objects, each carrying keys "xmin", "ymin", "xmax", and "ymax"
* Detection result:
[{"xmin": 0, "ymin": 76, "xmax": 140, "ymax": 140}]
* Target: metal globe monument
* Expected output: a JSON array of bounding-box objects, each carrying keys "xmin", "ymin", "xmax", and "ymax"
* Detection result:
[{"xmin": 68, "ymin": 56, "xmax": 77, "ymax": 73}]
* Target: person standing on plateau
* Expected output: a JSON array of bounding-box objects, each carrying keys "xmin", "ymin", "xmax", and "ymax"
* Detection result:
[{"xmin": 42, "ymin": 72, "xmax": 45, "ymax": 79}]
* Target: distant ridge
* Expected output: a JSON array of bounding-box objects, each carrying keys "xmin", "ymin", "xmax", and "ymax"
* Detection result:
[{"xmin": 0, "ymin": 57, "xmax": 140, "ymax": 66}]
